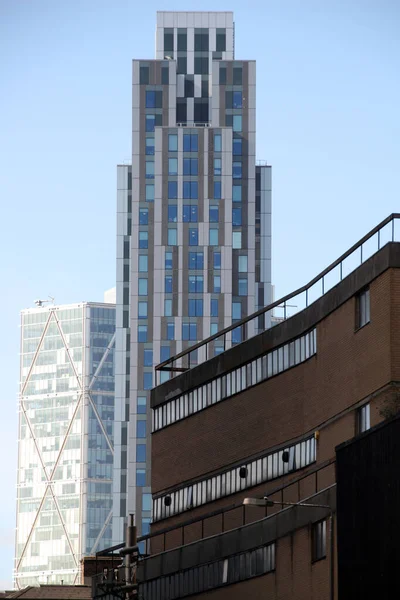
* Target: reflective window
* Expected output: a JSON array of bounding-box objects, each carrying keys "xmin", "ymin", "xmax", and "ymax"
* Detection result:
[
  {"xmin": 136, "ymin": 468, "xmax": 146, "ymax": 486},
  {"xmin": 312, "ymin": 520, "xmax": 327, "ymax": 561},
  {"xmin": 233, "ymin": 185, "xmax": 242, "ymax": 202},
  {"xmin": 145, "ymin": 161, "xmax": 154, "ymax": 178},
  {"xmin": 139, "ymin": 231, "xmax": 148, "ymax": 249},
  {"xmin": 142, "ymin": 493, "xmax": 152, "ymax": 511},
  {"xmin": 138, "ymin": 279, "xmax": 148, "ymax": 296},
  {"xmin": 214, "ymin": 275, "xmax": 221, "ymax": 293},
  {"xmin": 210, "ymin": 323, "xmax": 218, "ymax": 335},
  {"xmin": 238, "ymin": 255, "xmax": 248, "ymax": 273},
  {"xmin": 214, "ymin": 181, "xmax": 222, "ymax": 199},
  {"xmin": 233, "ymin": 161, "xmax": 242, "ymax": 178},
  {"xmin": 209, "ymin": 229, "xmax": 219, "ymax": 246},
  {"xmin": 160, "ymin": 346, "xmax": 170, "ymax": 362},
  {"xmin": 357, "ymin": 288, "xmax": 370, "ymax": 328},
  {"xmin": 211, "ymin": 299, "xmax": 219, "ymax": 317},
  {"xmin": 145, "ymin": 115, "xmax": 155, "ymax": 132},
  {"xmin": 182, "ymin": 323, "xmax": 197, "ymax": 341},
  {"xmin": 165, "ymin": 251, "xmax": 173, "ymax": 270},
  {"xmin": 145, "ymin": 136, "xmax": 155, "ymax": 155},
  {"xmin": 145, "ymin": 91, "xmax": 156, "ymax": 108},
  {"xmin": 138, "ymin": 325, "xmax": 147, "ymax": 342},
  {"xmin": 188, "ymin": 275, "xmax": 203, "ymax": 293},
  {"xmin": 168, "ymin": 158, "xmax": 178, "ymax": 175},
  {"xmin": 164, "ymin": 299, "xmax": 172, "ymax": 317},
  {"xmin": 168, "ymin": 229, "xmax": 177, "ymax": 246},
  {"xmin": 145, "ymin": 184, "xmax": 154, "ymax": 201},
  {"xmin": 168, "ymin": 134, "xmax": 178, "ymax": 151},
  {"xmin": 142, "ymin": 518, "xmax": 151, "ymax": 536},
  {"xmin": 214, "ymin": 158, "xmax": 222, "ymax": 176},
  {"xmin": 232, "ymin": 302, "xmax": 241, "ymax": 320},
  {"xmin": 232, "ymin": 231, "xmax": 242, "ymax": 249},
  {"xmin": 214, "ymin": 134, "xmax": 222, "ymax": 152},
  {"xmin": 139, "ymin": 255, "xmax": 148, "ymax": 272},
  {"xmin": 238, "ymin": 279, "xmax": 248, "ymax": 296},
  {"xmin": 183, "ymin": 181, "xmax": 198, "ymax": 199},
  {"xmin": 214, "ymin": 252, "xmax": 221, "ymax": 269},
  {"xmin": 188, "ymin": 299, "xmax": 203, "ymax": 317},
  {"xmin": 137, "ymin": 397, "xmax": 146, "ymax": 414},
  {"xmin": 138, "ymin": 302, "xmax": 148, "ymax": 319},
  {"xmin": 358, "ymin": 403, "xmax": 371, "ymax": 433},
  {"xmin": 233, "ymin": 115, "xmax": 242, "ymax": 132}
]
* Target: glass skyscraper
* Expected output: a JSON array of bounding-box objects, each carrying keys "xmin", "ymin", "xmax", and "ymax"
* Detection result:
[
  {"xmin": 14, "ymin": 302, "xmax": 115, "ymax": 588},
  {"xmin": 113, "ymin": 11, "xmax": 272, "ymax": 542}
]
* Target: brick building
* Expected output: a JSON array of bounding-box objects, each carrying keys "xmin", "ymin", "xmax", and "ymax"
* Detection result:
[{"xmin": 93, "ymin": 214, "xmax": 400, "ymax": 599}]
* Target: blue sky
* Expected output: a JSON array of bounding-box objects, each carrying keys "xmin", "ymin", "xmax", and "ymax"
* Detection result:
[{"xmin": 0, "ymin": 0, "xmax": 399, "ymax": 589}]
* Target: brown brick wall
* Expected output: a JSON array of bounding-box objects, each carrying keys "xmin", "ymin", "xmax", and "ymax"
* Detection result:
[{"xmin": 152, "ymin": 270, "xmax": 393, "ymax": 495}]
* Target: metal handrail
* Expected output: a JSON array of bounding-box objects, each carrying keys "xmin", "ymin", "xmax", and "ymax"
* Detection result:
[{"xmin": 155, "ymin": 213, "xmax": 400, "ymax": 381}]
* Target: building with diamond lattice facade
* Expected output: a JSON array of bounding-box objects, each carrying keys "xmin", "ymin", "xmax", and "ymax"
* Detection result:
[{"xmin": 14, "ymin": 301, "xmax": 115, "ymax": 588}]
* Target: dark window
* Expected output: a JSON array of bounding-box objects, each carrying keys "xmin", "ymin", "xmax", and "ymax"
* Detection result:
[
  {"xmin": 177, "ymin": 28, "xmax": 187, "ymax": 51},
  {"xmin": 140, "ymin": 66, "xmax": 149, "ymax": 85},
  {"xmin": 201, "ymin": 78, "xmax": 209, "ymax": 98},
  {"xmin": 216, "ymin": 28, "xmax": 226, "ymax": 52},
  {"xmin": 194, "ymin": 98, "xmax": 209, "ymax": 123},
  {"xmin": 182, "ymin": 323, "xmax": 197, "ymax": 341},
  {"xmin": 176, "ymin": 99, "xmax": 187, "ymax": 123},
  {"xmin": 177, "ymin": 56, "xmax": 187, "ymax": 74},
  {"xmin": 166, "ymin": 322, "xmax": 174, "ymax": 340},
  {"xmin": 139, "ymin": 208, "xmax": 148, "ymax": 225},
  {"xmin": 209, "ymin": 206, "xmax": 219, "ymax": 222},
  {"xmin": 161, "ymin": 67, "xmax": 169, "ymax": 85},
  {"xmin": 356, "ymin": 288, "xmax": 370, "ymax": 328},
  {"xmin": 358, "ymin": 403, "xmax": 371, "ymax": 433},
  {"xmin": 189, "ymin": 251, "xmax": 204, "ymax": 270},
  {"xmin": 225, "ymin": 91, "xmax": 233, "ymax": 109},
  {"xmin": 211, "ymin": 299, "xmax": 219, "ymax": 317},
  {"xmin": 165, "ymin": 276, "xmax": 173, "ymax": 293},
  {"xmin": 136, "ymin": 445, "xmax": 146, "ymax": 462},
  {"xmin": 194, "ymin": 56, "xmax": 209, "ymax": 75},
  {"xmin": 145, "ymin": 91, "xmax": 156, "ymax": 108},
  {"xmin": 183, "ymin": 158, "xmax": 198, "ymax": 176},
  {"xmin": 136, "ymin": 468, "xmax": 146, "ymax": 486},
  {"xmin": 168, "ymin": 181, "xmax": 178, "ymax": 199},
  {"xmin": 233, "ymin": 67, "xmax": 243, "ymax": 85},
  {"xmin": 220, "ymin": 66, "xmax": 226, "ymax": 84},
  {"xmin": 312, "ymin": 520, "xmax": 327, "ymax": 561},
  {"xmin": 160, "ymin": 346, "xmax": 170, "ymax": 362},
  {"xmin": 188, "ymin": 275, "xmax": 204, "ymax": 293},
  {"xmin": 185, "ymin": 75, "xmax": 194, "ymax": 97},
  {"xmin": 183, "ymin": 181, "xmax": 198, "ymax": 199},
  {"xmin": 233, "ymin": 138, "xmax": 242, "ymax": 156},
  {"xmin": 183, "ymin": 134, "xmax": 198, "ymax": 152},
  {"xmin": 233, "ymin": 91, "xmax": 242, "ymax": 108},
  {"xmin": 189, "ymin": 228, "xmax": 198, "ymax": 246},
  {"xmin": 232, "ymin": 208, "xmax": 242, "ymax": 226},
  {"xmin": 214, "ymin": 252, "xmax": 221, "ymax": 269},
  {"xmin": 188, "ymin": 299, "xmax": 203, "ymax": 317},
  {"xmin": 164, "ymin": 29, "xmax": 174, "ymax": 53},
  {"xmin": 143, "ymin": 349, "xmax": 153, "ymax": 367},
  {"xmin": 194, "ymin": 30, "xmax": 209, "ymax": 51},
  {"xmin": 168, "ymin": 204, "xmax": 177, "ymax": 222},
  {"xmin": 214, "ymin": 181, "xmax": 222, "ymax": 199},
  {"xmin": 137, "ymin": 420, "xmax": 146, "ymax": 438},
  {"xmin": 183, "ymin": 205, "xmax": 198, "ymax": 222}
]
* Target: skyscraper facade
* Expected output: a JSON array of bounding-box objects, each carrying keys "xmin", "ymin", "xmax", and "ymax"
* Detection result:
[
  {"xmin": 15, "ymin": 302, "xmax": 115, "ymax": 588},
  {"xmin": 113, "ymin": 11, "xmax": 271, "ymax": 542}
]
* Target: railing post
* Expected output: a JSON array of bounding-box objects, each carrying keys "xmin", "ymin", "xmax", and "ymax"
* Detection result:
[
  {"xmin": 360, "ymin": 244, "xmax": 363, "ymax": 264},
  {"xmin": 306, "ymin": 288, "xmax": 308, "ymax": 307},
  {"xmin": 392, "ymin": 218, "xmax": 395, "ymax": 242},
  {"xmin": 340, "ymin": 261, "xmax": 343, "ymax": 281},
  {"xmin": 284, "ymin": 301, "xmax": 287, "ymax": 320},
  {"xmin": 378, "ymin": 229, "xmax": 381, "ymax": 250},
  {"xmin": 322, "ymin": 276, "xmax": 324, "ymax": 295}
]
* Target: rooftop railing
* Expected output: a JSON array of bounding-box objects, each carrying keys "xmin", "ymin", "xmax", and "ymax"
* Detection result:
[{"xmin": 155, "ymin": 213, "xmax": 400, "ymax": 383}]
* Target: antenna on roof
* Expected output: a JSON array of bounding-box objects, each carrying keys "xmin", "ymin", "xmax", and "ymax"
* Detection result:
[{"xmin": 35, "ymin": 296, "xmax": 55, "ymax": 308}]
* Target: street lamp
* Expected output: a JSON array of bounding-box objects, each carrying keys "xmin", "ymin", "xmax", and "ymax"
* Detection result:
[{"xmin": 243, "ymin": 496, "xmax": 334, "ymax": 600}]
